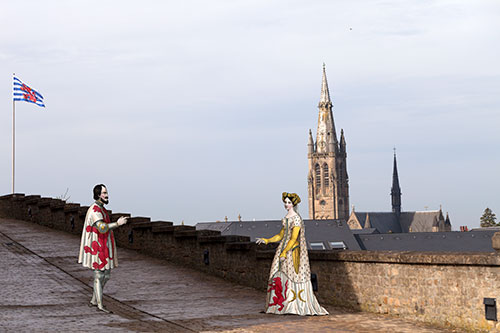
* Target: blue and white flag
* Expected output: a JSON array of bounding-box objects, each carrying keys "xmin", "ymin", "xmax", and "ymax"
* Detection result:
[{"xmin": 13, "ymin": 76, "xmax": 45, "ymax": 107}]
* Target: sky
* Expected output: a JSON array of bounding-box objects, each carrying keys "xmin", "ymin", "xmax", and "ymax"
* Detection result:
[{"xmin": 0, "ymin": 0, "xmax": 499, "ymax": 229}]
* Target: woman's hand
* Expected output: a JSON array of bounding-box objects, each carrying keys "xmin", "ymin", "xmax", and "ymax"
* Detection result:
[{"xmin": 256, "ymin": 238, "xmax": 267, "ymax": 245}]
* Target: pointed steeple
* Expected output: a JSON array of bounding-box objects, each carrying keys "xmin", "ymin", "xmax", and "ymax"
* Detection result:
[
  {"xmin": 364, "ymin": 213, "xmax": 371, "ymax": 229},
  {"xmin": 319, "ymin": 63, "xmax": 332, "ymax": 108},
  {"xmin": 339, "ymin": 129, "xmax": 346, "ymax": 153},
  {"xmin": 391, "ymin": 148, "xmax": 402, "ymax": 216},
  {"xmin": 438, "ymin": 205, "xmax": 444, "ymax": 220},
  {"xmin": 432, "ymin": 216, "xmax": 439, "ymax": 228},
  {"xmin": 316, "ymin": 64, "xmax": 338, "ymax": 153},
  {"xmin": 445, "ymin": 212, "xmax": 452, "ymax": 231},
  {"xmin": 308, "ymin": 129, "xmax": 315, "ymax": 154}
]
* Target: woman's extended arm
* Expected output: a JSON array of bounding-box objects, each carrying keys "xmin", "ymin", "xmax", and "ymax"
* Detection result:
[{"xmin": 256, "ymin": 228, "xmax": 285, "ymax": 244}]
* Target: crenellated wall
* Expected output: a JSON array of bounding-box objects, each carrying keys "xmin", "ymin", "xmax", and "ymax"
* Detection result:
[{"xmin": 1, "ymin": 193, "xmax": 499, "ymax": 332}]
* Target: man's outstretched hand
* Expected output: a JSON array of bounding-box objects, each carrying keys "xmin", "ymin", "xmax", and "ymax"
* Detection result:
[{"xmin": 117, "ymin": 217, "xmax": 129, "ymax": 226}]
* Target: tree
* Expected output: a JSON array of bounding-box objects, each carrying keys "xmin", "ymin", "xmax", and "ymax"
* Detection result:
[{"xmin": 480, "ymin": 208, "xmax": 497, "ymax": 227}]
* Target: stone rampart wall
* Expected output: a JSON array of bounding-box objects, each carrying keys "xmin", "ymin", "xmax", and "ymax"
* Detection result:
[{"xmin": 1, "ymin": 193, "xmax": 499, "ymax": 332}]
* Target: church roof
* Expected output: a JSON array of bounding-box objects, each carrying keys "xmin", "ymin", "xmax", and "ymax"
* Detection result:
[
  {"xmin": 399, "ymin": 210, "xmax": 444, "ymax": 232},
  {"xmin": 353, "ymin": 212, "xmax": 402, "ymax": 233},
  {"xmin": 353, "ymin": 210, "xmax": 449, "ymax": 233}
]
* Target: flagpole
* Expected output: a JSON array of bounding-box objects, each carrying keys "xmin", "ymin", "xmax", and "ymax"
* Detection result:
[
  {"xmin": 12, "ymin": 94, "xmax": 15, "ymax": 194},
  {"xmin": 12, "ymin": 73, "xmax": 16, "ymax": 194}
]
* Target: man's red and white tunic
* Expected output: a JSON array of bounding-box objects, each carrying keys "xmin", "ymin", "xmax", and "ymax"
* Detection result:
[{"xmin": 78, "ymin": 202, "xmax": 118, "ymax": 270}]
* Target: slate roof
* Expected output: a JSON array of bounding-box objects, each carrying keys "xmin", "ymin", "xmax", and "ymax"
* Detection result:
[
  {"xmin": 197, "ymin": 220, "xmax": 491, "ymax": 253},
  {"xmin": 196, "ymin": 222, "xmax": 232, "ymax": 233},
  {"xmin": 353, "ymin": 210, "xmax": 449, "ymax": 234},
  {"xmin": 196, "ymin": 219, "xmax": 362, "ymax": 250},
  {"xmin": 354, "ymin": 230, "xmax": 496, "ymax": 252},
  {"xmin": 399, "ymin": 210, "xmax": 444, "ymax": 232},
  {"xmin": 353, "ymin": 212, "xmax": 402, "ymax": 233},
  {"xmin": 351, "ymin": 228, "xmax": 379, "ymax": 235}
]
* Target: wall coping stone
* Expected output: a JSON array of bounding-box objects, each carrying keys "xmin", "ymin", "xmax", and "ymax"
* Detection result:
[
  {"xmin": 12, "ymin": 194, "xmax": 26, "ymax": 201},
  {"xmin": 127, "ymin": 216, "xmax": 150, "ymax": 223},
  {"xmin": 306, "ymin": 250, "xmax": 500, "ymax": 266},
  {"xmin": 151, "ymin": 225, "xmax": 175, "ymax": 234},
  {"xmin": 0, "ymin": 193, "xmax": 24, "ymax": 200},
  {"xmin": 50, "ymin": 199, "xmax": 66, "ymax": 210},
  {"xmin": 25, "ymin": 195, "xmax": 41, "ymax": 204},
  {"xmin": 131, "ymin": 221, "xmax": 173, "ymax": 230},
  {"xmin": 151, "ymin": 222, "xmax": 174, "ymax": 232},
  {"xmin": 38, "ymin": 198, "xmax": 53, "ymax": 207},
  {"xmin": 110, "ymin": 213, "xmax": 131, "ymax": 221},
  {"xmin": 196, "ymin": 230, "xmax": 220, "ymax": 237},
  {"xmin": 63, "ymin": 204, "xmax": 80, "ymax": 213},
  {"xmin": 174, "ymin": 230, "xmax": 198, "ymax": 238}
]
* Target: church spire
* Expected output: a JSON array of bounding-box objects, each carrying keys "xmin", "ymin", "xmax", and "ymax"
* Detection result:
[
  {"xmin": 308, "ymin": 129, "xmax": 315, "ymax": 154},
  {"xmin": 316, "ymin": 64, "xmax": 337, "ymax": 153},
  {"xmin": 319, "ymin": 63, "xmax": 332, "ymax": 108},
  {"xmin": 307, "ymin": 64, "xmax": 349, "ymax": 221},
  {"xmin": 339, "ymin": 129, "xmax": 346, "ymax": 153},
  {"xmin": 391, "ymin": 148, "xmax": 402, "ymax": 216}
]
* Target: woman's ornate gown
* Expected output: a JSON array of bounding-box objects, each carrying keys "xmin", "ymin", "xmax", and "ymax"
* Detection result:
[{"xmin": 265, "ymin": 215, "xmax": 328, "ymax": 315}]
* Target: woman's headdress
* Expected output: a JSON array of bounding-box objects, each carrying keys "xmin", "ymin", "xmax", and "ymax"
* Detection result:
[{"xmin": 282, "ymin": 192, "xmax": 301, "ymax": 206}]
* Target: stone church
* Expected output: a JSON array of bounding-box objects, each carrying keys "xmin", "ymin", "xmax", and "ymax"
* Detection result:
[
  {"xmin": 307, "ymin": 65, "xmax": 452, "ymax": 233},
  {"xmin": 307, "ymin": 64, "xmax": 349, "ymax": 221},
  {"xmin": 346, "ymin": 152, "xmax": 452, "ymax": 233}
]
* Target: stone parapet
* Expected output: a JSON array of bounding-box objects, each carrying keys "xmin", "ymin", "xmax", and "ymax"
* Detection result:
[
  {"xmin": 309, "ymin": 250, "xmax": 500, "ymax": 266},
  {"xmin": 0, "ymin": 193, "xmax": 498, "ymax": 332}
]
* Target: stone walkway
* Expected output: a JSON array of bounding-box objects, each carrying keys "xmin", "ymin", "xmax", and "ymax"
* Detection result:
[{"xmin": 0, "ymin": 218, "xmax": 459, "ymax": 332}]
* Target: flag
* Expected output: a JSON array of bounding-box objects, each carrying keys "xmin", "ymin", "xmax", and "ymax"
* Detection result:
[{"xmin": 13, "ymin": 76, "xmax": 45, "ymax": 107}]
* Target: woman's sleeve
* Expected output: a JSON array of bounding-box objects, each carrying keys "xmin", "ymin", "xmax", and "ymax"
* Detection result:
[
  {"xmin": 280, "ymin": 226, "xmax": 300, "ymax": 257},
  {"xmin": 263, "ymin": 228, "xmax": 285, "ymax": 244}
]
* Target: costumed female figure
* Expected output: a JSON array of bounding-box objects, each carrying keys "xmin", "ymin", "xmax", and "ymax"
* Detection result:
[{"xmin": 256, "ymin": 192, "xmax": 328, "ymax": 316}]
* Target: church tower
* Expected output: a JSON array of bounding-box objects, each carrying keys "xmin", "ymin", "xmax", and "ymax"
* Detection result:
[{"xmin": 308, "ymin": 64, "xmax": 349, "ymax": 221}]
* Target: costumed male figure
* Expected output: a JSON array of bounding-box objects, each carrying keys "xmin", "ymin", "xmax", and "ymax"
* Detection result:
[{"xmin": 78, "ymin": 184, "xmax": 128, "ymax": 313}]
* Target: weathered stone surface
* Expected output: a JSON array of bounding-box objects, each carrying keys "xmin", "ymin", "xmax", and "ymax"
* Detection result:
[
  {"xmin": 0, "ymin": 193, "xmax": 498, "ymax": 332},
  {"xmin": 0, "ymin": 218, "xmax": 458, "ymax": 332},
  {"xmin": 492, "ymin": 232, "xmax": 500, "ymax": 253}
]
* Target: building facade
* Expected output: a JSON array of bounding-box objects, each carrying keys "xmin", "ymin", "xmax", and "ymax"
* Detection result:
[{"xmin": 307, "ymin": 65, "xmax": 349, "ymax": 221}]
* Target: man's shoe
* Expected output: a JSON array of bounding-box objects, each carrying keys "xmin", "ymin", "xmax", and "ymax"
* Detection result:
[{"xmin": 97, "ymin": 305, "xmax": 112, "ymax": 314}]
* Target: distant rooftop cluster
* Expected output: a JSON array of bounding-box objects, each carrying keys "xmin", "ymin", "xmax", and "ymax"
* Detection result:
[{"xmin": 196, "ymin": 219, "xmax": 494, "ymax": 253}]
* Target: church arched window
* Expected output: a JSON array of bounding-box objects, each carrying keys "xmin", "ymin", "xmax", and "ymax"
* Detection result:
[
  {"xmin": 323, "ymin": 163, "xmax": 329, "ymax": 187},
  {"xmin": 315, "ymin": 164, "xmax": 321, "ymax": 193}
]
